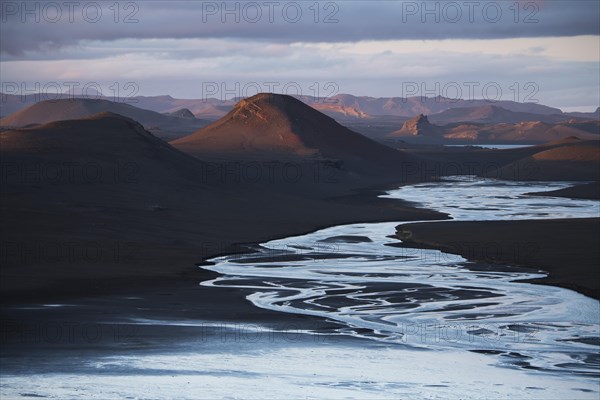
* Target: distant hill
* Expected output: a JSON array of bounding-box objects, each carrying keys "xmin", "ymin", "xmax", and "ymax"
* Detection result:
[
  {"xmin": 445, "ymin": 120, "xmax": 600, "ymax": 143},
  {"xmin": 558, "ymin": 120, "xmax": 600, "ymax": 135},
  {"xmin": 388, "ymin": 114, "xmax": 443, "ymax": 139},
  {"xmin": 0, "ymin": 98, "xmax": 209, "ymax": 140},
  {"xmin": 565, "ymin": 107, "xmax": 600, "ymax": 120},
  {"xmin": 171, "ymin": 93, "xmax": 414, "ymax": 175},
  {"xmin": 301, "ymin": 94, "xmax": 564, "ymax": 119},
  {"xmin": 428, "ymin": 105, "xmax": 570, "ymax": 125},
  {"xmin": 490, "ymin": 140, "xmax": 600, "ymax": 181},
  {"xmin": 126, "ymin": 95, "xmax": 236, "ymax": 120},
  {"xmin": 384, "ymin": 114, "xmax": 599, "ymax": 144},
  {"xmin": 0, "ymin": 112, "xmax": 206, "ymax": 174},
  {"xmin": 163, "ymin": 108, "xmax": 196, "ymax": 119}
]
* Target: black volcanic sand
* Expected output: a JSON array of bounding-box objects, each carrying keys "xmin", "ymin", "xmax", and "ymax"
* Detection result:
[
  {"xmin": 0, "ymin": 275, "xmax": 352, "ymax": 363},
  {"xmin": 394, "ymin": 218, "xmax": 600, "ymax": 299},
  {"xmin": 318, "ymin": 235, "xmax": 373, "ymax": 243},
  {"xmin": 527, "ymin": 181, "xmax": 600, "ymax": 200}
]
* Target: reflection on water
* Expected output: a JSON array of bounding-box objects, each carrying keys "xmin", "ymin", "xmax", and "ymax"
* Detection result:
[{"xmin": 203, "ymin": 177, "xmax": 600, "ymax": 378}]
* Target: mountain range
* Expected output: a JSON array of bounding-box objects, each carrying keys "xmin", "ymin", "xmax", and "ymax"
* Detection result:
[
  {"xmin": 389, "ymin": 113, "xmax": 600, "ymax": 144},
  {"xmin": 2, "ymin": 92, "xmax": 598, "ymax": 123},
  {"xmin": 2, "ymin": 93, "xmax": 598, "ymax": 146}
]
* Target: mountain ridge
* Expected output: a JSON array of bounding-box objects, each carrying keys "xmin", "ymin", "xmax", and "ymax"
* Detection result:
[{"xmin": 3, "ymin": 92, "xmax": 591, "ymax": 122}]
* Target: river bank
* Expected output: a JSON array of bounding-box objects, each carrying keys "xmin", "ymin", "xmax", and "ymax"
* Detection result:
[{"xmin": 395, "ymin": 218, "xmax": 600, "ymax": 299}]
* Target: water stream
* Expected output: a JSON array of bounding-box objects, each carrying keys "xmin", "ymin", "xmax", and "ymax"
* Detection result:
[{"xmin": 202, "ymin": 177, "xmax": 600, "ymax": 377}]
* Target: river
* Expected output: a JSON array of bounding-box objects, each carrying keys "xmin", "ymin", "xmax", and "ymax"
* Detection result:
[
  {"xmin": 1, "ymin": 177, "xmax": 598, "ymax": 399},
  {"xmin": 199, "ymin": 176, "xmax": 600, "ymax": 398}
]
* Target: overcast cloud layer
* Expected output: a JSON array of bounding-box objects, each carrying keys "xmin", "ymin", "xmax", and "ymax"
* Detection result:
[{"xmin": 1, "ymin": 1, "xmax": 599, "ymax": 111}]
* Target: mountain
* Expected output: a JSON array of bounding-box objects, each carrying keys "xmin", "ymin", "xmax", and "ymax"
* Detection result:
[
  {"xmin": 302, "ymin": 94, "xmax": 562, "ymax": 118},
  {"xmin": 0, "ymin": 98, "xmax": 209, "ymax": 140},
  {"xmin": 539, "ymin": 136, "xmax": 584, "ymax": 147},
  {"xmin": 0, "ymin": 113, "xmax": 238, "ymax": 290},
  {"xmin": 558, "ymin": 119, "xmax": 600, "ymax": 135},
  {"xmin": 164, "ymin": 108, "xmax": 196, "ymax": 119},
  {"xmin": 299, "ymin": 94, "xmax": 565, "ymax": 119},
  {"xmin": 444, "ymin": 120, "xmax": 600, "ymax": 143},
  {"xmin": 384, "ymin": 117, "xmax": 599, "ymax": 144},
  {"xmin": 171, "ymin": 93, "xmax": 413, "ymax": 175},
  {"xmin": 565, "ymin": 107, "xmax": 600, "ymax": 120},
  {"xmin": 125, "ymin": 95, "xmax": 237, "ymax": 119},
  {"xmin": 388, "ymin": 114, "xmax": 442, "ymax": 137},
  {"xmin": 0, "ymin": 112, "xmax": 209, "ymax": 179},
  {"xmin": 427, "ymin": 105, "xmax": 569, "ymax": 125},
  {"xmin": 490, "ymin": 140, "xmax": 600, "ymax": 181}
]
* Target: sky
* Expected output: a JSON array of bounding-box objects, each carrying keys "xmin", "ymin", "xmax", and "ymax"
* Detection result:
[{"xmin": 1, "ymin": 0, "xmax": 599, "ymax": 111}]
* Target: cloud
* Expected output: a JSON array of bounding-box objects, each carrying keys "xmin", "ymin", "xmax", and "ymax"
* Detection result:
[
  {"xmin": 1, "ymin": 1, "xmax": 598, "ymax": 110},
  {"xmin": 1, "ymin": 1, "xmax": 599, "ymax": 55},
  {"xmin": 297, "ymin": 36, "xmax": 600, "ymax": 62},
  {"xmin": 1, "ymin": 35, "xmax": 598, "ymax": 109}
]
